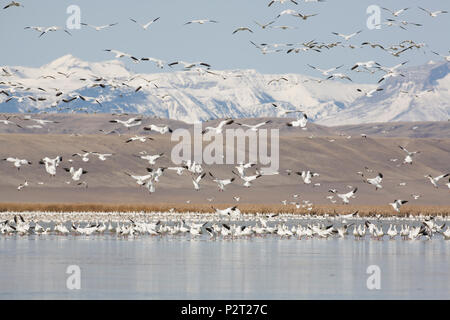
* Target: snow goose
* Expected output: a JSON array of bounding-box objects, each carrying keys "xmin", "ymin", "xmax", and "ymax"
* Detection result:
[
  {"xmin": 192, "ymin": 173, "xmax": 206, "ymax": 191},
  {"xmin": 331, "ymin": 30, "xmax": 362, "ymax": 41},
  {"xmin": 232, "ymin": 171, "xmax": 262, "ymax": 188},
  {"xmin": 126, "ymin": 135, "xmax": 154, "ymax": 143},
  {"xmin": 202, "ymin": 119, "xmax": 234, "ymax": 135},
  {"xmin": 168, "ymin": 166, "xmax": 188, "ymax": 176},
  {"xmin": 329, "ymin": 188, "xmax": 358, "ymax": 204},
  {"xmin": 3, "ymin": 1, "xmax": 23, "ymax": 9},
  {"xmin": 307, "ymin": 64, "xmax": 343, "ymax": 76},
  {"xmin": 130, "ymin": 17, "xmax": 160, "ymax": 30},
  {"xmin": 362, "ymin": 172, "xmax": 383, "ymax": 190},
  {"xmin": 356, "ymin": 88, "xmax": 383, "ymax": 97},
  {"xmin": 232, "ymin": 27, "xmax": 253, "ymax": 34},
  {"xmin": 390, "ymin": 200, "xmax": 408, "ymax": 212},
  {"xmin": 268, "ymin": 0, "xmax": 297, "ymax": 6},
  {"xmin": 39, "ymin": 156, "xmax": 62, "ymax": 177},
  {"xmin": 109, "ymin": 117, "xmax": 142, "ymax": 129},
  {"xmin": 143, "ymin": 124, "xmax": 173, "ymax": 134},
  {"xmin": 209, "ymin": 172, "xmax": 235, "ymax": 191},
  {"xmin": 81, "ymin": 22, "xmax": 118, "ymax": 31},
  {"xmin": 287, "ymin": 113, "xmax": 308, "ymax": 129},
  {"xmin": 398, "ymin": 145, "xmax": 420, "ymax": 164},
  {"xmin": 184, "ymin": 19, "xmax": 218, "ymax": 25},
  {"xmin": 382, "ymin": 7, "xmax": 408, "ymax": 17},
  {"xmin": 235, "ymin": 162, "xmax": 256, "ymax": 177},
  {"xmin": 64, "ymin": 167, "xmax": 88, "ymax": 181},
  {"xmin": 135, "ymin": 153, "xmax": 164, "ymax": 165},
  {"xmin": 2, "ymin": 157, "xmax": 32, "ymax": 170},
  {"xmin": 296, "ymin": 170, "xmax": 319, "ymax": 184},
  {"xmin": 425, "ymin": 173, "xmax": 449, "ymax": 188},
  {"xmin": 418, "ymin": 7, "xmax": 448, "ymax": 17},
  {"xmin": 235, "ymin": 120, "xmax": 272, "ymax": 131},
  {"xmin": 92, "ymin": 152, "xmax": 113, "ymax": 161}
]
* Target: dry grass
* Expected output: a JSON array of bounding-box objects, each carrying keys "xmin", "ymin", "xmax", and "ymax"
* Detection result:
[{"xmin": 0, "ymin": 202, "xmax": 449, "ymax": 217}]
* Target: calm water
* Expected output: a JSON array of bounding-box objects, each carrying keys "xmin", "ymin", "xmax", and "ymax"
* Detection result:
[{"xmin": 0, "ymin": 235, "xmax": 449, "ymax": 300}]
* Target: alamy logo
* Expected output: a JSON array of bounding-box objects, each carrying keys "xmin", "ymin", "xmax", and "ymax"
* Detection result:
[{"xmin": 171, "ymin": 123, "xmax": 279, "ymax": 172}]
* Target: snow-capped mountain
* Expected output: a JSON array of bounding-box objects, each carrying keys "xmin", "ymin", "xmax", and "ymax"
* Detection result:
[{"xmin": 1, "ymin": 55, "xmax": 449, "ymax": 125}]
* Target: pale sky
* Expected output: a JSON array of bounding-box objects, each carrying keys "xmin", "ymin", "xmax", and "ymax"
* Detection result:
[{"xmin": 0, "ymin": 0, "xmax": 449, "ymax": 83}]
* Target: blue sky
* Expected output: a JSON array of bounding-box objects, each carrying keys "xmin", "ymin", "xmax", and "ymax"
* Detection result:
[{"xmin": 0, "ymin": 0, "xmax": 449, "ymax": 83}]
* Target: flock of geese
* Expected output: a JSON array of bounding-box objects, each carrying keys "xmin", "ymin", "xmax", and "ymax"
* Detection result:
[
  {"xmin": 1, "ymin": 211, "xmax": 449, "ymax": 241},
  {"xmin": 0, "ymin": 2, "xmax": 449, "ymax": 223}
]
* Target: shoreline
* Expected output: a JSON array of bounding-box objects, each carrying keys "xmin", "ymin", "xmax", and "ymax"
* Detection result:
[{"xmin": 0, "ymin": 202, "xmax": 449, "ymax": 216}]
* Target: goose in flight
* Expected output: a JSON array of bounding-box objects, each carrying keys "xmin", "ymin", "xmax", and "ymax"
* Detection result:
[
  {"xmin": 232, "ymin": 27, "xmax": 253, "ymax": 34},
  {"xmin": 0, "ymin": 115, "xmax": 22, "ymax": 128},
  {"xmin": 130, "ymin": 17, "xmax": 160, "ymax": 30},
  {"xmin": 135, "ymin": 153, "xmax": 164, "ymax": 165},
  {"xmin": 446, "ymin": 179, "xmax": 450, "ymax": 190},
  {"xmin": 431, "ymin": 51, "xmax": 450, "ymax": 62},
  {"xmin": 81, "ymin": 22, "xmax": 118, "ymax": 31},
  {"xmin": 140, "ymin": 57, "xmax": 166, "ymax": 68},
  {"xmin": 168, "ymin": 61, "xmax": 211, "ymax": 69},
  {"xmin": 124, "ymin": 169, "xmax": 153, "ymax": 185},
  {"xmin": 202, "ymin": 119, "xmax": 234, "ymax": 134},
  {"xmin": 3, "ymin": 1, "xmax": 23, "ymax": 9},
  {"xmin": 272, "ymin": 103, "xmax": 304, "ymax": 116},
  {"xmin": 307, "ymin": 64, "xmax": 343, "ymax": 76},
  {"xmin": 109, "ymin": 117, "xmax": 142, "ymax": 129},
  {"xmin": 390, "ymin": 200, "xmax": 408, "ymax": 212},
  {"xmin": 235, "ymin": 162, "xmax": 256, "ymax": 177},
  {"xmin": 425, "ymin": 173, "xmax": 449, "ymax": 188},
  {"xmin": 398, "ymin": 145, "xmax": 420, "ymax": 164},
  {"xmin": 213, "ymin": 206, "xmax": 240, "ymax": 217},
  {"xmin": 2, "ymin": 157, "xmax": 32, "ymax": 170},
  {"xmin": 39, "ymin": 26, "xmax": 72, "ymax": 37},
  {"xmin": 209, "ymin": 172, "xmax": 235, "ymax": 191},
  {"xmin": 92, "ymin": 152, "xmax": 113, "ymax": 161},
  {"xmin": 184, "ymin": 19, "xmax": 218, "ymax": 25},
  {"xmin": 362, "ymin": 172, "xmax": 383, "ymax": 190},
  {"xmin": 104, "ymin": 49, "xmax": 139, "ymax": 61},
  {"xmin": 327, "ymin": 73, "xmax": 352, "ymax": 82},
  {"xmin": 232, "ymin": 171, "xmax": 262, "ymax": 188},
  {"xmin": 296, "ymin": 170, "xmax": 319, "ymax": 184},
  {"xmin": 356, "ymin": 88, "xmax": 383, "ymax": 97},
  {"xmin": 64, "ymin": 167, "xmax": 88, "ymax": 181},
  {"xmin": 268, "ymin": 0, "xmax": 297, "ymax": 6},
  {"xmin": 235, "ymin": 120, "xmax": 272, "ymax": 131},
  {"xmin": 267, "ymin": 77, "xmax": 289, "ymax": 85},
  {"xmin": 329, "ymin": 188, "xmax": 358, "ymax": 204},
  {"xmin": 126, "ymin": 135, "xmax": 154, "ymax": 143},
  {"xmin": 167, "ymin": 166, "xmax": 188, "ymax": 176},
  {"xmin": 143, "ymin": 124, "xmax": 173, "ymax": 134},
  {"xmin": 39, "ymin": 156, "xmax": 62, "ymax": 177},
  {"xmin": 418, "ymin": 7, "xmax": 448, "ymax": 17},
  {"xmin": 332, "ymin": 30, "xmax": 362, "ymax": 41},
  {"xmin": 72, "ymin": 151, "xmax": 91, "ymax": 162},
  {"xmin": 382, "ymin": 7, "xmax": 408, "ymax": 17},
  {"xmin": 254, "ymin": 20, "xmax": 275, "ymax": 29},
  {"xmin": 287, "ymin": 113, "xmax": 308, "ymax": 129},
  {"xmin": 192, "ymin": 173, "xmax": 206, "ymax": 191}
]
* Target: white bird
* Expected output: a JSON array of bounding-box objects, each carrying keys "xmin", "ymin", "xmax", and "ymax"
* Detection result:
[
  {"xmin": 39, "ymin": 26, "xmax": 72, "ymax": 37},
  {"xmin": 184, "ymin": 19, "xmax": 218, "ymax": 25},
  {"xmin": 192, "ymin": 173, "xmax": 206, "ymax": 191},
  {"xmin": 232, "ymin": 171, "xmax": 262, "ymax": 188},
  {"xmin": 135, "ymin": 153, "xmax": 164, "ymax": 165},
  {"xmin": 2, "ymin": 157, "xmax": 32, "ymax": 170},
  {"xmin": 425, "ymin": 173, "xmax": 449, "ymax": 188},
  {"xmin": 268, "ymin": 0, "xmax": 298, "ymax": 7},
  {"xmin": 329, "ymin": 188, "xmax": 358, "ymax": 204},
  {"xmin": 332, "ymin": 30, "xmax": 362, "ymax": 41},
  {"xmin": 81, "ymin": 22, "xmax": 118, "ymax": 31},
  {"xmin": 39, "ymin": 156, "xmax": 62, "ymax": 176},
  {"xmin": 232, "ymin": 27, "xmax": 253, "ymax": 34},
  {"xmin": 286, "ymin": 113, "xmax": 308, "ymax": 129},
  {"xmin": 109, "ymin": 117, "xmax": 142, "ymax": 129},
  {"xmin": 202, "ymin": 119, "xmax": 234, "ymax": 134},
  {"xmin": 398, "ymin": 145, "xmax": 420, "ymax": 164},
  {"xmin": 167, "ymin": 166, "xmax": 188, "ymax": 176},
  {"xmin": 64, "ymin": 167, "xmax": 88, "ymax": 181},
  {"xmin": 126, "ymin": 135, "xmax": 154, "ymax": 143},
  {"xmin": 296, "ymin": 171, "xmax": 319, "ymax": 184},
  {"xmin": 235, "ymin": 162, "xmax": 256, "ymax": 177},
  {"xmin": 446, "ymin": 179, "xmax": 450, "ymax": 190},
  {"xmin": 130, "ymin": 17, "xmax": 160, "ymax": 30},
  {"xmin": 389, "ymin": 200, "xmax": 408, "ymax": 212},
  {"xmin": 235, "ymin": 120, "xmax": 272, "ymax": 131},
  {"xmin": 3, "ymin": 1, "xmax": 23, "ymax": 9},
  {"xmin": 209, "ymin": 172, "xmax": 235, "ymax": 191},
  {"xmin": 17, "ymin": 180, "xmax": 28, "ymax": 191},
  {"xmin": 356, "ymin": 88, "xmax": 383, "ymax": 97},
  {"xmin": 307, "ymin": 64, "xmax": 343, "ymax": 76},
  {"xmin": 382, "ymin": 7, "xmax": 409, "ymax": 17},
  {"xmin": 362, "ymin": 172, "xmax": 383, "ymax": 190},
  {"xmin": 92, "ymin": 152, "xmax": 113, "ymax": 161},
  {"xmin": 418, "ymin": 7, "xmax": 448, "ymax": 18},
  {"xmin": 143, "ymin": 124, "xmax": 173, "ymax": 134}
]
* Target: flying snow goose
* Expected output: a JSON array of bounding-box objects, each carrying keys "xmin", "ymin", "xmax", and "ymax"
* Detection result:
[
  {"xmin": 446, "ymin": 179, "xmax": 450, "ymax": 190},
  {"xmin": 64, "ymin": 167, "xmax": 88, "ymax": 181},
  {"xmin": 431, "ymin": 51, "xmax": 450, "ymax": 62},
  {"xmin": 209, "ymin": 172, "xmax": 235, "ymax": 191},
  {"xmin": 143, "ymin": 124, "xmax": 173, "ymax": 134},
  {"xmin": 17, "ymin": 180, "xmax": 28, "ymax": 191},
  {"xmin": 184, "ymin": 19, "xmax": 218, "ymax": 25},
  {"xmin": 39, "ymin": 156, "xmax": 62, "ymax": 176},
  {"xmin": 232, "ymin": 27, "xmax": 253, "ymax": 34},
  {"xmin": 109, "ymin": 117, "xmax": 142, "ymax": 129},
  {"xmin": 287, "ymin": 113, "xmax": 308, "ymax": 129},
  {"xmin": 425, "ymin": 173, "xmax": 449, "ymax": 188},
  {"xmin": 235, "ymin": 162, "xmax": 256, "ymax": 177},
  {"xmin": 39, "ymin": 26, "xmax": 72, "ymax": 37},
  {"xmin": 362, "ymin": 172, "xmax": 383, "ymax": 190},
  {"xmin": 356, "ymin": 88, "xmax": 383, "ymax": 97},
  {"xmin": 398, "ymin": 145, "xmax": 420, "ymax": 164},
  {"xmin": 331, "ymin": 30, "xmax": 362, "ymax": 41},
  {"xmin": 418, "ymin": 7, "xmax": 448, "ymax": 17},
  {"xmin": 168, "ymin": 166, "xmax": 188, "ymax": 176},
  {"xmin": 202, "ymin": 119, "xmax": 234, "ymax": 134},
  {"xmin": 268, "ymin": 0, "xmax": 297, "ymax": 7},
  {"xmin": 2, "ymin": 157, "xmax": 32, "ymax": 170},
  {"xmin": 126, "ymin": 135, "xmax": 154, "ymax": 143},
  {"xmin": 329, "ymin": 188, "xmax": 358, "ymax": 204},
  {"xmin": 135, "ymin": 153, "xmax": 164, "ymax": 165},
  {"xmin": 81, "ymin": 22, "xmax": 118, "ymax": 31},
  {"xmin": 130, "ymin": 17, "xmax": 160, "ymax": 30},
  {"xmin": 232, "ymin": 171, "xmax": 262, "ymax": 188},
  {"xmin": 92, "ymin": 152, "xmax": 113, "ymax": 161},
  {"xmin": 192, "ymin": 173, "xmax": 206, "ymax": 191},
  {"xmin": 307, "ymin": 64, "xmax": 343, "ymax": 76},
  {"xmin": 235, "ymin": 120, "xmax": 272, "ymax": 131},
  {"xmin": 382, "ymin": 7, "xmax": 409, "ymax": 17},
  {"xmin": 390, "ymin": 200, "xmax": 408, "ymax": 212},
  {"xmin": 3, "ymin": 1, "xmax": 23, "ymax": 9},
  {"xmin": 296, "ymin": 171, "xmax": 319, "ymax": 184}
]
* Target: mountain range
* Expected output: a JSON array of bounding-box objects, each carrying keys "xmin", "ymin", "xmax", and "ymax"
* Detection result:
[{"xmin": 1, "ymin": 55, "xmax": 449, "ymax": 125}]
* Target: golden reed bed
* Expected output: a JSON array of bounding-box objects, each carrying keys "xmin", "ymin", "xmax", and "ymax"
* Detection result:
[{"xmin": 0, "ymin": 202, "xmax": 449, "ymax": 217}]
